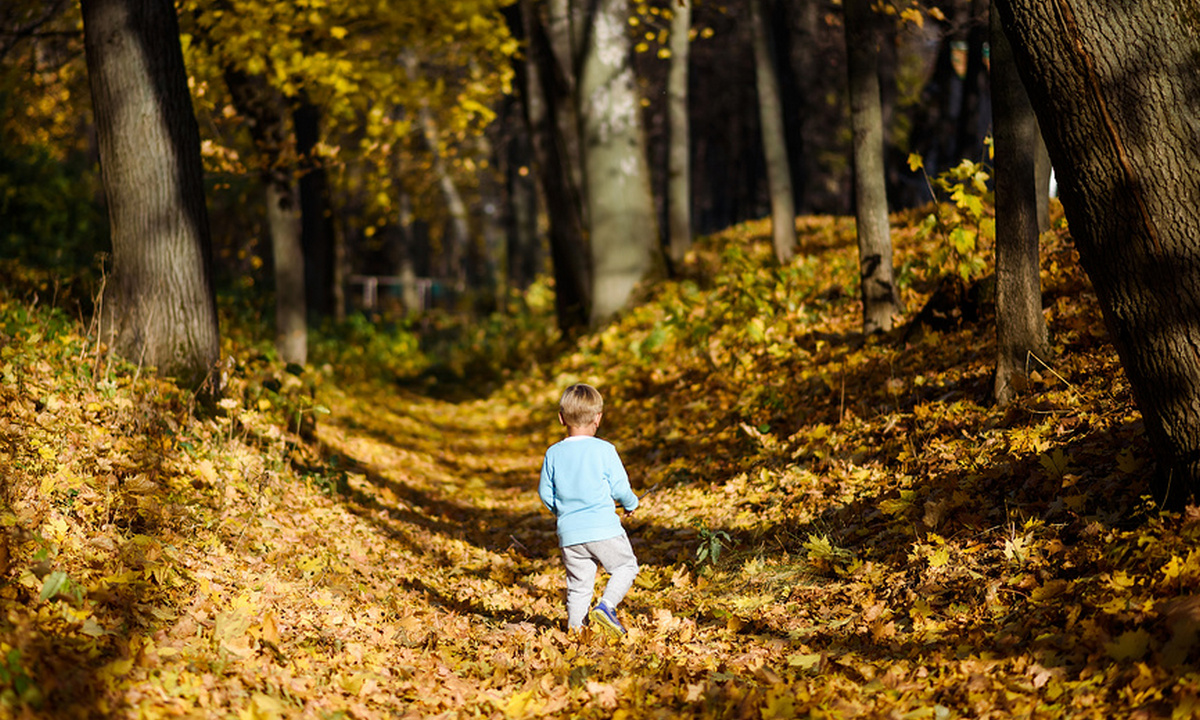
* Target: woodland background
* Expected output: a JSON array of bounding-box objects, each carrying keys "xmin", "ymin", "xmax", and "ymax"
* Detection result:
[{"xmin": 3, "ymin": 0, "xmax": 1200, "ymax": 718}]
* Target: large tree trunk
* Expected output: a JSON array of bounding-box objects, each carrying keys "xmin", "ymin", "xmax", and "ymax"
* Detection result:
[
  {"xmin": 994, "ymin": 0, "xmax": 1200, "ymax": 506},
  {"xmin": 665, "ymin": 0, "xmax": 692, "ymax": 269},
  {"xmin": 82, "ymin": 0, "xmax": 219, "ymax": 392},
  {"xmin": 576, "ymin": 0, "xmax": 661, "ymax": 324},
  {"xmin": 844, "ymin": 0, "xmax": 899, "ymax": 334},
  {"xmin": 749, "ymin": 0, "xmax": 796, "ymax": 264},
  {"xmin": 989, "ymin": 0, "xmax": 1047, "ymax": 406},
  {"xmin": 521, "ymin": 0, "xmax": 590, "ymax": 331}
]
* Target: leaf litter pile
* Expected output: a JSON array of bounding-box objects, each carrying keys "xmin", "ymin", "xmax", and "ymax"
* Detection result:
[{"xmin": 3, "ymin": 207, "xmax": 1200, "ymax": 719}]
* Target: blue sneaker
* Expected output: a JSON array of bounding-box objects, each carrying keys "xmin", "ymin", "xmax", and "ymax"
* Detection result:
[{"xmin": 589, "ymin": 600, "xmax": 626, "ymax": 635}]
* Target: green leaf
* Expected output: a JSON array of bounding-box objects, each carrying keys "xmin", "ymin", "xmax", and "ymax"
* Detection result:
[{"xmin": 39, "ymin": 571, "xmax": 77, "ymax": 603}]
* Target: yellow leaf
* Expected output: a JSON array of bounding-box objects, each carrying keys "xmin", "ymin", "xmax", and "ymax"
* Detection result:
[
  {"xmin": 1106, "ymin": 629, "xmax": 1152, "ymax": 661},
  {"xmin": 504, "ymin": 688, "xmax": 538, "ymax": 718},
  {"xmin": 1031, "ymin": 579, "xmax": 1070, "ymax": 602},
  {"xmin": 330, "ymin": 26, "xmax": 348, "ymax": 39},
  {"xmin": 787, "ymin": 652, "xmax": 822, "ymax": 671},
  {"xmin": 899, "ymin": 7, "xmax": 924, "ymax": 27},
  {"xmin": 928, "ymin": 547, "xmax": 951, "ymax": 568},
  {"xmin": 100, "ymin": 657, "xmax": 134, "ymax": 680},
  {"xmin": 250, "ymin": 692, "xmax": 288, "ymax": 720}
]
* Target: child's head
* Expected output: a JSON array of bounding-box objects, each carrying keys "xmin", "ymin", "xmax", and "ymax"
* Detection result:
[{"xmin": 559, "ymin": 383, "xmax": 603, "ymax": 429}]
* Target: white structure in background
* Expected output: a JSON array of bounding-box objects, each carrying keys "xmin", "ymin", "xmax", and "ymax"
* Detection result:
[{"xmin": 348, "ymin": 275, "xmax": 436, "ymax": 313}]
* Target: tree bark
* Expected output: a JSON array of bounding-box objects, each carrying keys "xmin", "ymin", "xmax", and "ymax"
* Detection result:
[
  {"xmin": 665, "ymin": 0, "xmax": 692, "ymax": 268},
  {"xmin": 576, "ymin": 0, "xmax": 661, "ymax": 324},
  {"xmin": 844, "ymin": 0, "xmax": 898, "ymax": 333},
  {"xmin": 749, "ymin": 0, "xmax": 796, "ymax": 264},
  {"xmin": 224, "ymin": 68, "xmax": 307, "ymax": 365},
  {"xmin": 521, "ymin": 0, "xmax": 590, "ymax": 331},
  {"xmin": 953, "ymin": 0, "xmax": 990, "ymax": 162},
  {"xmin": 1035, "ymin": 130, "xmax": 1052, "ymax": 232},
  {"xmin": 989, "ymin": 0, "xmax": 1048, "ymax": 406},
  {"xmin": 994, "ymin": 0, "xmax": 1200, "ymax": 505},
  {"xmin": 82, "ymin": 0, "xmax": 219, "ymax": 392},
  {"xmin": 503, "ymin": 98, "xmax": 541, "ymax": 292},
  {"xmin": 294, "ymin": 97, "xmax": 336, "ymax": 321}
]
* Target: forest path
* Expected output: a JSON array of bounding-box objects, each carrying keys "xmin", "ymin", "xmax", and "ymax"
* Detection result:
[{"xmin": 290, "ymin": 379, "xmax": 790, "ymax": 718}]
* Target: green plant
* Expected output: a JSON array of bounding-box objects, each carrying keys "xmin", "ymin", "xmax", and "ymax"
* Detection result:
[
  {"xmin": 0, "ymin": 647, "xmax": 42, "ymax": 710},
  {"xmin": 695, "ymin": 526, "xmax": 732, "ymax": 566},
  {"xmin": 909, "ymin": 147, "xmax": 995, "ymax": 283}
]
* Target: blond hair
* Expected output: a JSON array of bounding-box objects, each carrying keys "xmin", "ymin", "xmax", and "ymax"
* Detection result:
[{"xmin": 559, "ymin": 383, "xmax": 603, "ymax": 428}]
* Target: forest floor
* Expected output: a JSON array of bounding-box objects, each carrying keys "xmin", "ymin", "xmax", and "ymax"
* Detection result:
[{"xmin": 3, "ymin": 206, "xmax": 1200, "ymax": 719}]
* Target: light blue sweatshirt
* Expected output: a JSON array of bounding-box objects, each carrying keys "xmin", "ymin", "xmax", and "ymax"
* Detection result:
[{"xmin": 538, "ymin": 436, "xmax": 638, "ymax": 547}]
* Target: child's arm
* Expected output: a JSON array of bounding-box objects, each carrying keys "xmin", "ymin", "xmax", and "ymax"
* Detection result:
[
  {"xmin": 538, "ymin": 457, "xmax": 557, "ymax": 514},
  {"xmin": 608, "ymin": 450, "xmax": 639, "ymax": 513}
]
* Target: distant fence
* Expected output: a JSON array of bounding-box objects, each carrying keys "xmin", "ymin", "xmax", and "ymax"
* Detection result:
[{"xmin": 347, "ymin": 275, "xmax": 463, "ymax": 313}]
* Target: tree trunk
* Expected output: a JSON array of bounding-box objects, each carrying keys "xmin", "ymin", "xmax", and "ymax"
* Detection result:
[
  {"xmin": 995, "ymin": 0, "xmax": 1200, "ymax": 506},
  {"xmin": 404, "ymin": 52, "xmax": 469, "ymax": 292},
  {"xmin": 576, "ymin": 0, "xmax": 661, "ymax": 324},
  {"xmin": 665, "ymin": 0, "xmax": 692, "ymax": 268},
  {"xmin": 791, "ymin": 0, "xmax": 822, "ymax": 213},
  {"xmin": 844, "ymin": 0, "xmax": 898, "ymax": 333},
  {"xmin": 989, "ymin": 0, "xmax": 1048, "ymax": 406},
  {"xmin": 521, "ymin": 0, "xmax": 590, "ymax": 331},
  {"xmin": 82, "ymin": 0, "xmax": 219, "ymax": 392},
  {"xmin": 1035, "ymin": 130, "xmax": 1052, "ymax": 232},
  {"xmin": 749, "ymin": 0, "xmax": 796, "ymax": 264},
  {"xmin": 475, "ymin": 127, "xmax": 507, "ymax": 312},
  {"xmin": 294, "ymin": 97, "xmax": 336, "ymax": 321},
  {"xmin": 223, "ymin": 68, "xmax": 307, "ymax": 366},
  {"xmin": 504, "ymin": 98, "xmax": 541, "ymax": 292},
  {"xmin": 395, "ymin": 188, "xmax": 422, "ymax": 314},
  {"xmin": 954, "ymin": 0, "xmax": 991, "ymax": 162}
]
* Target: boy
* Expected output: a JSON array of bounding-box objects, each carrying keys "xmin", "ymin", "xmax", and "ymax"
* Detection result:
[{"xmin": 538, "ymin": 383, "xmax": 640, "ymax": 635}]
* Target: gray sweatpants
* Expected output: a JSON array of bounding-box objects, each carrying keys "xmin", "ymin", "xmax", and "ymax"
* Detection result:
[{"xmin": 561, "ymin": 532, "xmax": 639, "ymax": 629}]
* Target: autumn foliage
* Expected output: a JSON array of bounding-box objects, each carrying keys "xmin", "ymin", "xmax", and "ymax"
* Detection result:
[{"xmin": 1, "ymin": 206, "xmax": 1197, "ymax": 719}]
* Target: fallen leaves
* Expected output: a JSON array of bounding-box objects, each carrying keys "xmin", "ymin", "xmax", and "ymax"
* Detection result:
[{"xmin": 1, "ymin": 208, "xmax": 1198, "ymax": 718}]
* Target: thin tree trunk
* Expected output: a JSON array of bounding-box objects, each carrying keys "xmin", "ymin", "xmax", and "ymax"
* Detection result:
[
  {"xmin": 665, "ymin": 0, "xmax": 692, "ymax": 268},
  {"xmin": 294, "ymin": 97, "xmax": 336, "ymax": 321},
  {"xmin": 476, "ymin": 128, "xmax": 507, "ymax": 312},
  {"xmin": 223, "ymin": 68, "xmax": 307, "ymax": 365},
  {"xmin": 395, "ymin": 188, "xmax": 422, "ymax": 314},
  {"xmin": 522, "ymin": 0, "xmax": 590, "ymax": 330},
  {"xmin": 749, "ymin": 0, "xmax": 796, "ymax": 264},
  {"xmin": 989, "ymin": 0, "xmax": 1047, "ymax": 406},
  {"xmin": 844, "ymin": 0, "xmax": 899, "ymax": 333},
  {"xmin": 1035, "ymin": 130, "xmax": 1052, "ymax": 232},
  {"xmin": 405, "ymin": 52, "xmax": 469, "ymax": 291},
  {"xmin": 505, "ymin": 98, "xmax": 541, "ymax": 292},
  {"xmin": 82, "ymin": 0, "xmax": 219, "ymax": 392},
  {"xmin": 266, "ymin": 180, "xmax": 307, "ymax": 365},
  {"xmin": 954, "ymin": 0, "xmax": 990, "ymax": 162}
]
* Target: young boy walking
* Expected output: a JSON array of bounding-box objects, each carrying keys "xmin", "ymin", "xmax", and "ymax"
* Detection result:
[{"xmin": 538, "ymin": 383, "xmax": 640, "ymax": 634}]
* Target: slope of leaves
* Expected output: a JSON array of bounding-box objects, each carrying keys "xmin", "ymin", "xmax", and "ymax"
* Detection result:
[{"xmin": 1, "ymin": 206, "xmax": 1198, "ymax": 720}]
